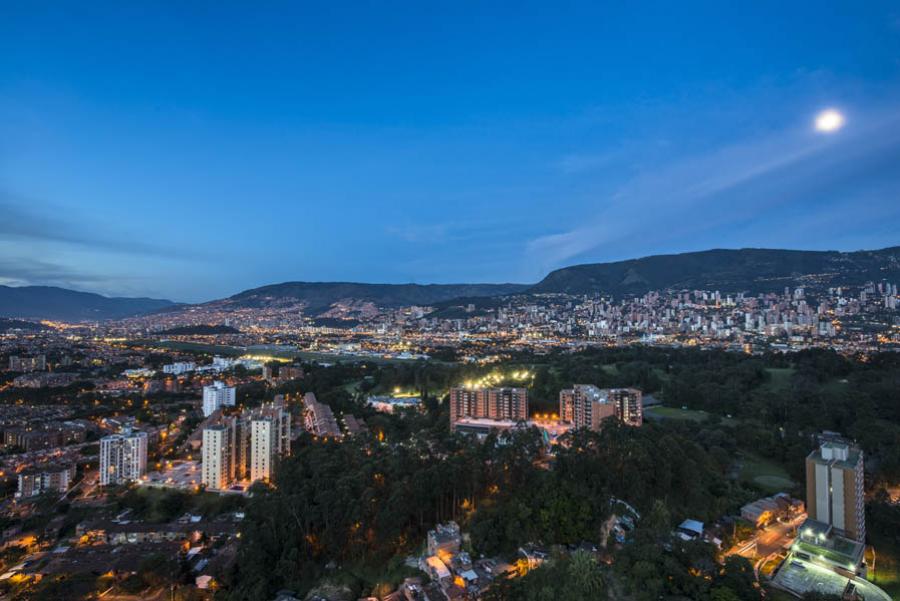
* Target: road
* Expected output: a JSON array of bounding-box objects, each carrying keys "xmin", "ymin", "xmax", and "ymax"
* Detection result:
[
  {"xmin": 756, "ymin": 516, "xmax": 803, "ymax": 556},
  {"xmin": 723, "ymin": 514, "xmax": 807, "ymax": 586}
]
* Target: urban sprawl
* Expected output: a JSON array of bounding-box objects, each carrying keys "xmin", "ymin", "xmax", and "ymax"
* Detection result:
[{"xmin": 0, "ymin": 280, "xmax": 898, "ymax": 600}]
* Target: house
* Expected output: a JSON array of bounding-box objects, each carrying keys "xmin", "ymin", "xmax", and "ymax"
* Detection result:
[
  {"xmin": 741, "ymin": 493, "xmax": 805, "ymax": 528},
  {"xmin": 423, "ymin": 555, "xmax": 451, "ymax": 586},
  {"xmin": 518, "ymin": 544, "xmax": 549, "ymax": 570},
  {"xmin": 675, "ymin": 519, "xmax": 704, "ymax": 541},
  {"xmin": 76, "ymin": 519, "xmax": 237, "ymax": 545},
  {"xmin": 426, "ymin": 521, "xmax": 461, "ymax": 559}
]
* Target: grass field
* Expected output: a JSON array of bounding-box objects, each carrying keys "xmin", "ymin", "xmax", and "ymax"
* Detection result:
[
  {"xmin": 644, "ymin": 405, "xmax": 710, "ymax": 422},
  {"xmin": 643, "ymin": 405, "xmax": 739, "ymax": 426},
  {"xmin": 869, "ymin": 535, "xmax": 900, "ymax": 599},
  {"xmin": 738, "ymin": 452, "xmax": 795, "ymax": 493}
]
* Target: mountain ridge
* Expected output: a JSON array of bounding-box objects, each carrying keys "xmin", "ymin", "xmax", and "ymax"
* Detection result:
[
  {"xmin": 4, "ymin": 246, "xmax": 899, "ymax": 321},
  {"xmin": 219, "ymin": 281, "xmax": 530, "ymax": 314},
  {"xmin": 0, "ymin": 285, "xmax": 176, "ymax": 321},
  {"xmin": 530, "ymin": 246, "xmax": 900, "ymax": 296}
]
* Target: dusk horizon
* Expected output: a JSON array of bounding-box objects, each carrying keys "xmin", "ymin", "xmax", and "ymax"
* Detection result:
[
  {"xmin": 4, "ymin": 3, "xmax": 900, "ymax": 301},
  {"xmin": 4, "ymin": 243, "xmax": 900, "ymax": 304}
]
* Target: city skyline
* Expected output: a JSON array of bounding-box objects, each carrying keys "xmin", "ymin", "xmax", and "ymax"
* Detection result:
[
  {"xmin": 3, "ymin": 3, "xmax": 900, "ymax": 301},
  {"xmin": 2, "ymin": 6, "xmax": 899, "ymax": 600}
]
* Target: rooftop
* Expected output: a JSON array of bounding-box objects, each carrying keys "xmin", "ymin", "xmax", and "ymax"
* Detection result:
[
  {"xmin": 808, "ymin": 441, "xmax": 862, "ymax": 470},
  {"xmin": 773, "ymin": 556, "xmax": 891, "ymax": 601}
]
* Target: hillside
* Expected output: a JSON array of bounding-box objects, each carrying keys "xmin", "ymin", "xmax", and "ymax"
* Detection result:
[
  {"xmin": 0, "ymin": 318, "xmax": 49, "ymax": 333},
  {"xmin": 529, "ymin": 247, "xmax": 900, "ymax": 296},
  {"xmin": 0, "ymin": 286, "xmax": 176, "ymax": 321},
  {"xmin": 220, "ymin": 282, "xmax": 529, "ymax": 313},
  {"xmin": 5, "ymin": 247, "xmax": 898, "ymax": 322}
]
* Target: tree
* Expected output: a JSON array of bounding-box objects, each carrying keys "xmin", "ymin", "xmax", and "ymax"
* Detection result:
[
  {"xmin": 711, "ymin": 587, "xmax": 742, "ymax": 601},
  {"xmin": 566, "ymin": 550, "xmax": 605, "ymax": 600}
]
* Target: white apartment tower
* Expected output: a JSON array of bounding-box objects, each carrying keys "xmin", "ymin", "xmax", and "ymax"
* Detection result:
[
  {"xmin": 203, "ymin": 381, "xmax": 236, "ymax": 417},
  {"xmin": 250, "ymin": 418, "xmax": 274, "ymax": 483},
  {"xmin": 201, "ymin": 425, "xmax": 234, "ymax": 490},
  {"xmin": 200, "ymin": 396, "xmax": 291, "ymax": 488},
  {"xmin": 99, "ymin": 429, "xmax": 148, "ymax": 485},
  {"xmin": 806, "ymin": 441, "xmax": 866, "ymax": 542}
]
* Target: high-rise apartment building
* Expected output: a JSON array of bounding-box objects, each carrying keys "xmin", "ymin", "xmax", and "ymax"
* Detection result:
[
  {"xmin": 201, "ymin": 424, "xmax": 234, "ymax": 490},
  {"xmin": 559, "ymin": 386, "xmax": 643, "ymax": 430},
  {"xmin": 805, "ymin": 440, "xmax": 865, "ymax": 542},
  {"xmin": 202, "ymin": 381, "xmax": 236, "ymax": 417},
  {"xmin": 608, "ymin": 388, "xmax": 643, "ymax": 427},
  {"xmin": 99, "ymin": 429, "xmax": 148, "ymax": 485},
  {"xmin": 303, "ymin": 392, "xmax": 341, "ymax": 438},
  {"xmin": 250, "ymin": 418, "xmax": 274, "ymax": 483},
  {"xmin": 559, "ymin": 385, "xmax": 616, "ymax": 430},
  {"xmin": 448, "ymin": 387, "xmax": 528, "ymax": 426},
  {"xmin": 200, "ymin": 396, "xmax": 291, "ymax": 488}
]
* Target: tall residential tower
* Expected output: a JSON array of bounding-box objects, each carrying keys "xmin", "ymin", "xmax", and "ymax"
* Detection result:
[
  {"xmin": 99, "ymin": 429, "xmax": 148, "ymax": 486},
  {"xmin": 448, "ymin": 387, "xmax": 528, "ymax": 427},
  {"xmin": 805, "ymin": 440, "xmax": 865, "ymax": 542},
  {"xmin": 559, "ymin": 386, "xmax": 643, "ymax": 431}
]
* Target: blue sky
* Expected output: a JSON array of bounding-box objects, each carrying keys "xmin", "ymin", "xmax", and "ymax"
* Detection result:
[{"xmin": 2, "ymin": 2, "xmax": 900, "ymax": 302}]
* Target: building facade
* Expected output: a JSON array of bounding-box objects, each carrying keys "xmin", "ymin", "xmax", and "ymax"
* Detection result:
[
  {"xmin": 9, "ymin": 355, "xmax": 46, "ymax": 372},
  {"xmin": 199, "ymin": 396, "xmax": 291, "ymax": 488},
  {"xmin": 16, "ymin": 464, "xmax": 76, "ymax": 498},
  {"xmin": 202, "ymin": 381, "xmax": 236, "ymax": 417},
  {"xmin": 448, "ymin": 387, "xmax": 528, "ymax": 426},
  {"xmin": 608, "ymin": 388, "xmax": 643, "ymax": 427},
  {"xmin": 805, "ymin": 440, "xmax": 865, "ymax": 542},
  {"xmin": 559, "ymin": 385, "xmax": 615, "ymax": 430},
  {"xmin": 303, "ymin": 392, "xmax": 341, "ymax": 438},
  {"xmin": 559, "ymin": 386, "xmax": 642, "ymax": 430},
  {"xmin": 201, "ymin": 425, "xmax": 234, "ymax": 490},
  {"xmin": 162, "ymin": 361, "xmax": 196, "ymax": 375},
  {"xmin": 99, "ymin": 429, "xmax": 148, "ymax": 486},
  {"xmin": 250, "ymin": 418, "xmax": 274, "ymax": 483}
]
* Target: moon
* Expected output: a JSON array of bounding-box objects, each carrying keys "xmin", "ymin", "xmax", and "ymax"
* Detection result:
[{"xmin": 815, "ymin": 109, "xmax": 845, "ymax": 133}]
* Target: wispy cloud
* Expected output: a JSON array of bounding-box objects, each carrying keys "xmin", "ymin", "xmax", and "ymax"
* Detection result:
[
  {"xmin": 0, "ymin": 192, "xmax": 194, "ymax": 259},
  {"xmin": 385, "ymin": 222, "xmax": 453, "ymax": 243},
  {"xmin": 527, "ymin": 107, "xmax": 900, "ymax": 274},
  {"xmin": 557, "ymin": 151, "xmax": 619, "ymax": 174},
  {"xmin": 386, "ymin": 217, "xmax": 530, "ymax": 245},
  {"xmin": 0, "ymin": 255, "xmax": 127, "ymax": 291}
]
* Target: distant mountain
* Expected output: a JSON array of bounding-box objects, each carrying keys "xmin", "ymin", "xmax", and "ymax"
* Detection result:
[
  {"xmin": 8, "ymin": 247, "xmax": 897, "ymax": 323},
  {"xmin": 0, "ymin": 286, "xmax": 176, "ymax": 321},
  {"xmin": 530, "ymin": 247, "xmax": 900, "ymax": 296},
  {"xmin": 220, "ymin": 282, "xmax": 529, "ymax": 314}
]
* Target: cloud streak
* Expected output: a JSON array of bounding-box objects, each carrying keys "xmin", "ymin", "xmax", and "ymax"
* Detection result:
[
  {"xmin": 0, "ymin": 192, "xmax": 194, "ymax": 259},
  {"xmin": 0, "ymin": 255, "xmax": 129, "ymax": 290},
  {"xmin": 528, "ymin": 107, "xmax": 900, "ymax": 274}
]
